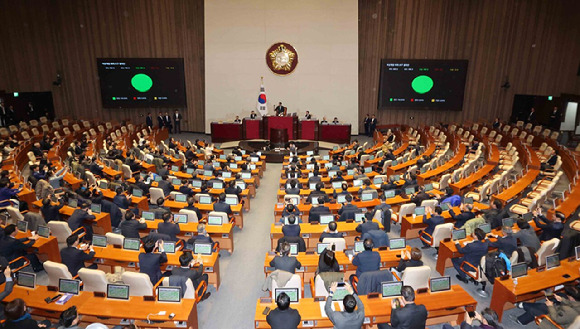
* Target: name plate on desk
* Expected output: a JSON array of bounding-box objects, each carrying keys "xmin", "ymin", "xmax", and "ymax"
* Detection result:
[
  {"xmin": 221, "ymin": 234, "xmax": 229, "ymax": 238},
  {"xmin": 301, "ymin": 233, "xmax": 311, "ymax": 238},
  {"xmin": 302, "ymin": 320, "xmax": 314, "ymax": 327},
  {"xmin": 204, "ymin": 266, "xmax": 214, "ymax": 273},
  {"xmin": 296, "ymin": 267, "xmax": 305, "ymax": 273}
]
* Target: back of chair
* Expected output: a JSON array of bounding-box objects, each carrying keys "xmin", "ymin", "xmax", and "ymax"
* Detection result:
[
  {"xmin": 149, "ymin": 187, "xmax": 165, "ymax": 205},
  {"xmin": 179, "ymin": 209, "xmax": 199, "ymax": 223},
  {"xmin": 313, "ymin": 275, "xmax": 329, "ymax": 297},
  {"xmin": 432, "ymin": 223, "xmax": 454, "ymax": 248},
  {"xmin": 420, "ymin": 199, "xmax": 438, "ymax": 209},
  {"xmin": 208, "ymin": 211, "xmax": 228, "ymax": 224},
  {"xmin": 48, "ymin": 221, "xmax": 73, "ymax": 250},
  {"xmin": 321, "ymin": 237, "xmax": 346, "ymax": 252},
  {"xmin": 271, "ymin": 274, "xmax": 302, "ymax": 299},
  {"xmin": 78, "ymin": 268, "xmax": 108, "ymax": 293},
  {"xmin": 401, "ymin": 265, "xmax": 431, "ymax": 290},
  {"xmin": 536, "ymin": 238, "xmax": 560, "ymax": 266},
  {"xmin": 162, "ymin": 277, "xmax": 196, "ymax": 299},
  {"xmin": 44, "ymin": 261, "xmax": 73, "ymax": 287},
  {"xmin": 105, "ymin": 232, "xmax": 125, "ymax": 246},
  {"xmin": 397, "ymin": 203, "xmax": 416, "ymax": 223},
  {"xmin": 122, "ymin": 272, "xmax": 154, "ymax": 296}
]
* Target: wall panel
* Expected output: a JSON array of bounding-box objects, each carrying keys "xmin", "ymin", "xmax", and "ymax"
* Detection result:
[
  {"xmin": 359, "ymin": 0, "xmax": 580, "ymax": 131},
  {"xmin": 0, "ymin": 0, "xmax": 205, "ymax": 132}
]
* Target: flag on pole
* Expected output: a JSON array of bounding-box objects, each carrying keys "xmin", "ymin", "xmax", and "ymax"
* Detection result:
[{"xmin": 257, "ymin": 77, "xmax": 267, "ymax": 116}]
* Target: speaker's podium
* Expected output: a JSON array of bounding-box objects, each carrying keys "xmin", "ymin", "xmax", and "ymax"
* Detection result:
[
  {"xmin": 242, "ymin": 118, "xmax": 262, "ymax": 139},
  {"xmin": 263, "ymin": 115, "xmax": 298, "ymax": 145}
]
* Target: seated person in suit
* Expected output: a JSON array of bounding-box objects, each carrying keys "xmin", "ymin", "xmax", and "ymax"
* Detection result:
[
  {"xmin": 512, "ymin": 218, "xmax": 541, "ymax": 252},
  {"xmin": 449, "ymin": 203, "xmax": 475, "ymax": 229},
  {"xmin": 139, "ymin": 239, "xmax": 168, "ymax": 284},
  {"xmin": 0, "ymin": 225, "xmax": 43, "ymax": 272},
  {"xmin": 4, "ymin": 298, "xmax": 52, "ymax": 329},
  {"xmin": 419, "ymin": 206, "xmax": 445, "ymax": 248},
  {"xmin": 533, "ymin": 209, "xmax": 564, "ymax": 241},
  {"xmin": 332, "ymin": 182, "xmax": 351, "ymax": 200},
  {"xmin": 151, "ymin": 197, "xmax": 171, "ymax": 219},
  {"xmin": 319, "ymin": 221, "xmax": 343, "ymax": 242},
  {"xmin": 41, "ymin": 196, "xmax": 64, "ymax": 222},
  {"xmin": 178, "ymin": 180, "xmax": 195, "ymax": 197},
  {"xmin": 332, "ymin": 117, "xmax": 340, "ymax": 124},
  {"xmin": 378, "ymin": 285, "xmax": 427, "ymax": 329},
  {"xmin": 172, "ymin": 251, "xmax": 211, "ymax": 301},
  {"xmin": 249, "ymin": 111, "xmax": 258, "ymax": 119},
  {"xmin": 156, "ymin": 175, "xmax": 173, "ymax": 197},
  {"xmin": 281, "ymin": 203, "xmax": 300, "ymax": 219},
  {"xmin": 338, "ymin": 194, "xmax": 359, "ymax": 221},
  {"xmin": 184, "ymin": 197, "xmax": 203, "ymax": 221},
  {"xmin": 371, "ymin": 195, "xmax": 392, "ymax": 233},
  {"xmin": 113, "ymin": 187, "xmax": 131, "ymax": 210},
  {"xmin": 438, "ymin": 187, "xmax": 461, "ymax": 206},
  {"xmin": 511, "ymin": 286, "xmax": 580, "ymax": 326},
  {"xmin": 187, "ymin": 223, "xmax": 214, "ymax": 247},
  {"xmin": 410, "ymin": 185, "xmax": 430, "ymax": 207},
  {"xmin": 330, "ymin": 170, "xmax": 345, "ymax": 182},
  {"xmin": 270, "ymin": 242, "xmax": 302, "ymax": 274},
  {"xmin": 325, "ymin": 283, "xmax": 365, "ymax": 329},
  {"xmin": 224, "ymin": 180, "xmax": 242, "ymax": 196},
  {"xmin": 158, "ymin": 212, "xmax": 181, "ymax": 241},
  {"xmin": 308, "ymin": 170, "xmax": 322, "ymax": 185},
  {"xmin": 320, "ymin": 117, "xmax": 328, "ymax": 124},
  {"xmin": 120, "ymin": 211, "xmax": 147, "ymax": 239},
  {"xmin": 60, "ymin": 234, "xmax": 97, "ymax": 276},
  {"xmin": 132, "ymin": 174, "xmax": 151, "ymax": 196},
  {"xmin": 394, "ymin": 247, "xmax": 423, "ymax": 274},
  {"xmin": 357, "ymin": 179, "xmax": 374, "ymax": 196},
  {"xmin": 285, "ymin": 180, "xmax": 301, "ymax": 195},
  {"xmin": 68, "ymin": 202, "xmax": 96, "ymax": 242},
  {"xmin": 308, "ymin": 196, "xmax": 331, "ymax": 223},
  {"xmin": 351, "ymin": 238, "xmax": 380, "ymax": 278},
  {"xmin": 282, "ymin": 215, "xmax": 301, "ymax": 237},
  {"xmin": 453, "ymin": 228, "xmax": 489, "ymax": 283},
  {"xmin": 476, "ymin": 199, "xmax": 508, "ymax": 229},
  {"xmin": 317, "ymin": 248, "xmax": 340, "ymax": 273},
  {"xmin": 356, "ymin": 212, "xmax": 380, "ymax": 235},
  {"xmin": 213, "ymin": 193, "xmax": 233, "ymax": 218},
  {"xmin": 266, "ymin": 292, "xmax": 301, "ymax": 329},
  {"xmin": 307, "ymin": 183, "xmax": 329, "ymax": 204},
  {"xmin": 488, "ymin": 225, "xmax": 517, "ymax": 256},
  {"xmin": 540, "ymin": 149, "xmax": 558, "ymax": 171}
]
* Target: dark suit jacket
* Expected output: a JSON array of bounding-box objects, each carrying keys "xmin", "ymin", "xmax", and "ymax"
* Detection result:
[
  {"xmin": 411, "ymin": 192, "xmax": 431, "ymax": 207},
  {"xmin": 338, "ymin": 204, "xmax": 359, "ymax": 221},
  {"xmin": 455, "ymin": 240, "xmax": 489, "ymax": 266},
  {"xmin": 60, "ymin": 246, "xmax": 95, "ymax": 276},
  {"xmin": 146, "ymin": 116, "xmax": 153, "ymax": 127},
  {"xmin": 390, "ymin": 302, "xmax": 428, "ymax": 329},
  {"xmin": 534, "ymin": 216, "xmax": 563, "ymax": 241},
  {"xmin": 308, "ymin": 206, "xmax": 331, "ymax": 223},
  {"xmin": 489, "ymin": 235, "xmax": 517, "ymax": 256},
  {"xmin": 266, "ymin": 307, "xmax": 301, "ymax": 329},
  {"xmin": 120, "ymin": 219, "xmax": 147, "ymax": 239},
  {"xmin": 449, "ymin": 209, "xmax": 475, "ymax": 228},
  {"xmin": 352, "ymin": 250, "xmax": 381, "ymax": 277},
  {"xmin": 213, "ymin": 201, "xmax": 232, "ymax": 215},
  {"xmin": 157, "ymin": 180, "xmax": 173, "ymax": 197},
  {"xmin": 139, "ymin": 252, "xmax": 168, "ymax": 284},
  {"xmin": 0, "ymin": 236, "xmax": 34, "ymax": 261},
  {"xmin": 319, "ymin": 232, "xmax": 343, "ymax": 243},
  {"xmin": 372, "ymin": 203, "xmax": 392, "ymax": 232},
  {"xmin": 68, "ymin": 209, "xmax": 96, "ymax": 239},
  {"xmin": 285, "ymin": 187, "xmax": 300, "ymax": 195},
  {"xmin": 423, "ymin": 214, "xmax": 445, "ymax": 236},
  {"xmin": 113, "ymin": 194, "xmax": 130, "ymax": 210},
  {"xmin": 269, "ymin": 255, "xmax": 301, "ymax": 274},
  {"xmin": 282, "ymin": 224, "xmax": 301, "ymax": 237},
  {"xmin": 158, "ymin": 222, "xmax": 180, "ymax": 241},
  {"xmin": 356, "ymin": 221, "xmax": 380, "ymax": 235},
  {"xmin": 172, "ymin": 266, "xmax": 204, "ymax": 286},
  {"xmin": 41, "ymin": 200, "xmax": 64, "ymax": 222},
  {"xmin": 157, "ymin": 116, "xmax": 164, "ymax": 128},
  {"xmin": 3, "ymin": 317, "xmax": 42, "ymax": 329},
  {"xmin": 276, "ymin": 236, "xmax": 307, "ymax": 253},
  {"xmin": 179, "ymin": 186, "xmax": 195, "ymax": 197},
  {"xmin": 184, "ymin": 205, "xmax": 203, "ymax": 221}
]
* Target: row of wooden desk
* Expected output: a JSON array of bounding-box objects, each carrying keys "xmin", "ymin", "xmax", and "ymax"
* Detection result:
[{"xmin": 254, "ymin": 285, "xmax": 476, "ymax": 328}]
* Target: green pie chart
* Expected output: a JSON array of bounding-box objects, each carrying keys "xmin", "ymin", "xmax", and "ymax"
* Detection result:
[
  {"xmin": 131, "ymin": 73, "xmax": 153, "ymax": 92},
  {"xmin": 411, "ymin": 75, "xmax": 433, "ymax": 94}
]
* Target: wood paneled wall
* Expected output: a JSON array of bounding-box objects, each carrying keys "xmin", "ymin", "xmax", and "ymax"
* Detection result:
[
  {"xmin": 359, "ymin": 0, "xmax": 580, "ymax": 131},
  {"xmin": 0, "ymin": 0, "xmax": 205, "ymax": 132}
]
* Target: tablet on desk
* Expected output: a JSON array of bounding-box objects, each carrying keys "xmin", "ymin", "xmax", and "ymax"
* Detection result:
[
  {"xmin": 174, "ymin": 193, "xmax": 187, "ymax": 203},
  {"xmin": 522, "ymin": 212, "xmax": 533, "ymax": 221},
  {"xmin": 511, "ymin": 263, "xmax": 528, "ymax": 279},
  {"xmin": 92, "ymin": 235, "xmax": 107, "ymax": 247},
  {"xmin": 289, "ymin": 243, "xmax": 299, "ymax": 256},
  {"xmin": 16, "ymin": 272, "xmax": 36, "ymax": 289},
  {"xmin": 381, "ymin": 281, "xmax": 403, "ymax": 298},
  {"xmin": 191, "ymin": 180, "xmax": 202, "ymax": 188},
  {"xmin": 405, "ymin": 187, "xmax": 415, "ymax": 195},
  {"xmin": 309, "ymin": 183, "xmax": 317, "ymax": 190},
  {"xmin": 99, "ymin": 181, "xmax": 108, "ymax": 190},
  {"xmin": 59, "ymin": 278, "xmax": 81, "ymax": 295},
  {"xmin": 207, "ymin": 215, "xmax": 223, "ymax": 226},
  {"xmin": 361, "ymin": 192, "xmax": 374, "ymax": 201},
  {"xmin": 576, "ymin": 245, "xmax": 580, "ymax": 261},
  {"xmin": 199, "ymin": 196, "xmax": 212, "ymax": 204},
  {"xmin": 162, "ymin": 241, "xmax": 177, "ymax": 253},
  {"xmin": 17, "ymin": 220, "xmax": 28, "ymax": 233},
  {"xmin": 123, "ymin": 238, "xmax": 141, "ymax": 251},
  {"xmin": 478, "ymin": 223, "xmax": 491, "ymax": 234},
  {"xmin": 389, "ymin": 238, "xmax": 406, "ymax": 250},
  {"xmin": 186, "ymin": 168, "xmax": 195, "ymax": 174},
  {"xmin": 107, "ymin": 284, "xmax": 130, "ymax": 300},
  {"xmin": 317, "ymin": 243, "xmax": 330, "ymax": 254},
  {"xmin": 37, "ymin": 225, "xmax": 50, "ymax": 238},
  {"xmin": 424, "ymin": 183, "xmax": 433, "ymax": 192},
  {"xmin": 132, "ymin": 188, "xmax": 143, "ymax": 198},
  {"xmin": 354, "ymin": 241, "xmax": 364, "ymax": 253},
  {"xmin": 354, "ymin": 213, "xmax": 364, "ymax": 223},
  {"xmin": 319, "ymin": 214, "xmax": 334, "ymax": 225},
  {"xmin": 225, "ymin": 196, "xmax": 238, "ymax": 206},
  {"xmin": 68, "ymin": 198, "xmax": 78, "ymax": 208},
  {"xmin": 384, "ymin": 190, "xmax": 396, "ymax": 199},
  {"xmin": 171, "ymin": 165, "xmax": 179, "ymax": 172},
  {"xmin": 212, "ymin": 181, "xmax": 223, "ymax": 189},
  {"xmin": 546, "ymin": 254, "xmax": 560, "ymax": 270},
  {"xmin": 463, "ymin": 197, "xmax": 474, "ymax": 204},
  {"xmin": 141, "ymin": 211, "xmax": 155, "ymax": 221},
  {"xmin": 452, "ymin": 229, "xmax": 466, "ymax": 241},
  {"xmin": 337, "ymin": 194, "xmax": 347, "ymax": 204},
  {"xmin": 194, "ymin": 243, "xmax": 212, "ymax": 255},
  {"xmin": 353, "ymin": 179, "xmax": 363, "ymax": 187},
  {"xmin": 502, "ymin": 217, "xmax": 514, "ymax": 228},
  {"xmin": 91, "ymin": 203, "xmax": 102, "ymax": 214},
  {"xmin": 430, "ymin": 276, "xmax": 451, "ymax": 292},
  {"xmin": 440, "ymin": 203, "xmax": 451, "ymax": 211},
  {"xmin": 222, "ymin": 171, "xmax": 232, "ymax": 178},
  {"xmin": 274, "ymin": 288, "xmax": 299, "ymax": 303},
  {"xmin": 414, "ymin": 207, "xmax": 425, "ymax": 216},
  {"xmin": 173, "ymin": 214, "xmax": 188, "ymax": 224},
  {"xmin": 157, "ymin": 286, "xmax": 181, "ymax": 303},
  {"xmin": 172, "ymin": 178, "xmax": 181, "ymax": 186},
  {"xmin": 332, "ymin": 181, "xmax": 343, "ymax": 190}
]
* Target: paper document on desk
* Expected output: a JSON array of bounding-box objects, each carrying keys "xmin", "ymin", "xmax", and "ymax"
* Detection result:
[
  {"xmin": 319, "ymin": 301, "xmax": 344, "ymax": 317},
  {"xmin": 462, "ymin": 241, "xmax": 473, "ymax": 246}
]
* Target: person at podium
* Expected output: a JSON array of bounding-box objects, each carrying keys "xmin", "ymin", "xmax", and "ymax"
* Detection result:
[
  {"xmin": 321, "ymin": 117, "xmax": 328, "ymax": 124},
  {"xmin": 275, "ymin": 102, "xmax": 285, "ymax": 116},
  {"xmin": 305, "ymin": 111, "xmax": 312, "ymax": 119},
  {"xmin": 234, "ymin": 116, "xmax": 241, "ymax": 123},
  {"xmin": 332, "ymin": 117, "xmax": 340, "ymax": 124},
  {"xmin": 250, "ymin": 111, "xmax": 258, "ymax": 119}
]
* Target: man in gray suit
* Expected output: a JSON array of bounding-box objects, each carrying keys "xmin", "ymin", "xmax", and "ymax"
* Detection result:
[{"xmin": 325, "ymin": 282, "xmax": 365, "ymax": 329}]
